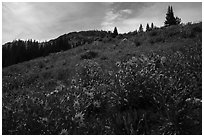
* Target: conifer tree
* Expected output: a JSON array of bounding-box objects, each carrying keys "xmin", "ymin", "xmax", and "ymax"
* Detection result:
[
  {"xmin": 151, "ymin": 23, "xmax": 154, "ymax": 30},
  {"xmin": 146, "ymin": 23, "xmax": 150, "ymax": 31},
  {"xmin": 112, "ymin": 27, "xmax": 118, "ymax": 38},
  {"xmin": 139, "ymin": 24, "xmax": 143, "ymax": 32},
  {"xmin": 164, "ymin": 6, "xmax": 181, "ymax": 26}
]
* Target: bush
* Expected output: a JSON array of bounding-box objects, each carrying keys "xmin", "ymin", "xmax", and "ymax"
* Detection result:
[
  {"xmin": 149, "ymin": 39, "xmax": 155, "ymax": 44},
  {"xmin": 149, "ymin": 30, "xmax": 158, "ymax": 36},
  {"xmin": 192, "ymin": 26, "xmax": 202, "ymax": 33},
  {"xmin": 100, "ymin": 55, "xmax": 108, "ymax": 60},
  {"xmin": 41, "ymin": 71, "xmax": 53, "ymax": 80},
  {"xmin": 80, "ymin": 50, "xmax": 98, "ymax": 60},
  {"xmin": 180, "ymin": 26, "xmax": 201, "ymax": 38},
  {"xmin": 38, "ymin": 61, "xmax": 45, "ymax": 69},
  {"xmin": 134, "ymin": 39, "xmax": 141, "ymax": 47},
  {"xmin": 56, "ymin": 68, "xmax": 70, "ymax": 81},
  {"xmin": 149, "ymin": 36, "xmax": 165, "ymax": 44},
  {"xmin": 155, "ymin": 37, "xmax": 165, "ymax": 43},
  {"xmin": 165, "ymin": 25, "xmax": 181, "ymax": 38}
]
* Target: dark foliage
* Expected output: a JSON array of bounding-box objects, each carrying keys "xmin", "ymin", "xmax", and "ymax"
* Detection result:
[
  {"xmin": 146, "ymin": 23, "xmax": 150, "ymax": 32},
  {"xmin": 151, "ymin": 23, "xmax": 154, "ymax": 30},
  {"xmin": 134, "ymin": 39, "xmax": 141, "ymax": 46},
  {"xmin": 139, "ymin": 24, "xmax": 143, "ymax": 33},
  {"xmin": 149, "ymin": 30, "xmax": 158, "ymax": 36},
  {"xmin": 80, "ymin": 50, "xmax": 98, "ymax": 60},
  {"xmin": 2, "ymin": 30, "xmax": 111, "ymax": 68},
  {"xmin": 112, "ymin": 27, "xmax": 119, "ymax": 38},
  {"xmin": 164, "ymin": 6, "xmax": 181, "ymax": 26}
]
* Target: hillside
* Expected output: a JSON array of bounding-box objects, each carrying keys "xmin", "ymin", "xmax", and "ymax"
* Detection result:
[
  {"xmin": 2, "ymin": 22, "xmax": 202, "ymax": 135},
  {"xmin": 2, "ymin": 30, "xmax": 111, "ymax": 67}
]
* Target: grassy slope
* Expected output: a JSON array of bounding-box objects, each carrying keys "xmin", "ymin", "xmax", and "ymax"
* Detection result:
[{"xmin": 2, "ymin": 23, "xmax": 202, "ymax": 135}]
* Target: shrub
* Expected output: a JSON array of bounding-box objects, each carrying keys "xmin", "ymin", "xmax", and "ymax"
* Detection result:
[
  {"xmin": 183, "ymin": 25, "xmax": 202, "ymax": 38},
  {"xmin": 180, "ymin": 26, "xmax": 200, "ymax": 38},
  {"xmin": 149, "ymin": 30, "xmax": 158, "ymax": 36},
  {"xmin": 192, "ymin": 26, "xmax": 202, "ymax": 33},
  {"xmin": 149, "ymin": 36, "xmax": 165, "ymax": 44},
  {"xmin": 134, "ymin": 39, "xmax": 141, "ymax": 47},
  {"xmin": 41, "ymin": 71, "xmax": 53, "ymax": 80},
  {"xmin": 80, "ymin": 50, "xmax": 98, "ymax": 60},
  {"xmin": 100, "ymin": 55, "xmax": 108, "ymax": 60},
  {"xmin": 165, "ymin": 25, "xmax": 181, "ymax": 38},
  {"xmin": 38, "ymin": 61, "xmax": 45, "ymax": 69},
  {"xmin": 56, "ymin": 68, "xmax": 70, "ymax": 81},
  {"xmin": 149, "ymin": 39, "xmax": 155, "ymax": 44},
  {"xmin": 155, "ymin": 37, "xmax": 165, "ymax": 43}
]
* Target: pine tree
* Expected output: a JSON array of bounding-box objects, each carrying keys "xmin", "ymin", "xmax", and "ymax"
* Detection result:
[
  {"xmin": 164, "ymin": 6, "xmax": 181, "ymax": 26},
  {"xmin": 151, "ymin": 23, "xmax": 154, "ymax": 30},
  {"xmin": 112, "ymin": 27, "xmax": 118, "ymax": 38},
  {"xmin": 139, "ymin": 24, "xmax": 143, "ymax": 32},
  {"xmin": 175, "ymin": 16, "xmax": 181, "ymax": 25},
  {"xmin": 146, "ymin": 23, "xmax": 150, "ymax": 31}
]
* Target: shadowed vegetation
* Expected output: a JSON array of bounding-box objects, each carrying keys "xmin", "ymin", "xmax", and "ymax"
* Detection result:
[{"xmin": 2, "ymin": 22, "xmax": 202, "ymax": 135}]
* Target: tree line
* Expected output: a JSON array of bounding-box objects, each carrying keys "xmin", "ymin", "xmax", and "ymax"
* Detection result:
[{"xmin": 2, "ymin": 30, "xmax": 111, "ymax": 67}]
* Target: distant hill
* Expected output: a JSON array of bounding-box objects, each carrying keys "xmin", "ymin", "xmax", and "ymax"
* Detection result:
[{"xmin": 2, "ymin": 30, "xmax": 112, "ymax": 67}]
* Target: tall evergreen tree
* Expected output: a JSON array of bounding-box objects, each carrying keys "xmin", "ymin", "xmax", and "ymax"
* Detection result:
[
  {"xmin": 112, "ymin": 27, "xmax": 118, "ymax": 38},
  {"xmin": 146, "ymin": 23, "xmax": 150, "ymax": 31},
  {"xmin": 151, "ymin": 23, "xmax": 154, "ymax": 30},
  {"xmin": 164, "ymin": 6, "xmax": 181, "ymax": 26},
  {"xmin": 139, "ymin": 24, "xmax": 143, "ymax": 32}
]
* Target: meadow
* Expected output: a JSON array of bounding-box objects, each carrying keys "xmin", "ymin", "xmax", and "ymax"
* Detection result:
[{"xmin": 2, "ymin": 22, "xmax": 202, "ymax": 135}]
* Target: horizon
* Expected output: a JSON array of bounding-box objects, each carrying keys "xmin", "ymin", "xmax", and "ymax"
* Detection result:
[{"xmin": 2, "ymin": 2, "xmax": 202, "ymax": 44}]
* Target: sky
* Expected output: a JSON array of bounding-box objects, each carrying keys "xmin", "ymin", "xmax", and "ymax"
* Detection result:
[{"xmin": 2, "ymin": 2, "xmax": 202, "ymax": 44}]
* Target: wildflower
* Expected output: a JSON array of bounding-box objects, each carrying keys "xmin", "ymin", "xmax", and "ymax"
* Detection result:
[
  {"xmin": 73, "ymin": 99, "xmax": 80, "ymax": 109},
  {"xmin": 60, "ymin": 129, "xmax": 69, "ymax": 135},
  {"xmin": 110, "ymin": 79, "xmax": 115, "ymax": 85},
  {"xmin": 40, "ymin": 117, "xmax": 48, "ymax": 123},
  {"xmin": 56, "ymin": 83, "xmax": 65, "ymax": 91},
  {"xmin": 160, "ymin": 56, "xmax": 167, "ymax": 65},
  {"xmin": 194, "ymin": 98, "xmax": 202, "ymax": 104},
  {"xmin": 132, "ymin": 56, "xmax": 137, "ymax": 62},
  {"xmin": 71, "ymin": 79, "xmax": 76, "ymax": 85},
  {"xmin": 124, "ymin": 98, "xmax": 128, "ymax": 102},
  {"xmin": 90, "ymin": 87, "xmax": 95, "ymax": 92},
  {"xmin": 118, "ymin": 69, "xmax": 123, "ymax": 74},
  {"xmin": 73, "ymin": 112, "xmax": 85, "ymax": 126},
  {"xmin": 93, "ymin": 100, "xmax": 101, "ymax": 108},
  {"xmin": 105, "ymin": 126, "xmax": 111, "ymax": 129},
  {"xmin": 108, "ymin": 71, "xmax": 113, "ymax": 76},
  {"xmin": 141, "ymin": 54, "xmax": 148, "ymax": 62},
  {"xmin": 85, "ymin": 91, "xmax": 94, "ymax": 98},
  {"xmin": 186, "ymin": 97, "xmax": 202, "ymax": 105},
  {"xmin": 53, "ymin": 89, "xmax": 59, "ymax": 94},
  {"xmin": 127, "ymin": 60, "xmax": 134, "ymax": 66},
  {"xmin": 116, "ymin": 61, "xmax": 121, "ymax": 67}
]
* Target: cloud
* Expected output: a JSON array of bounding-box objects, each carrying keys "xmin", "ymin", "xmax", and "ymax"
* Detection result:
[
  {"xmin": 101, "ymin": 8, "xmax": 133, "ymax": 31},
  {"xmin": 121, "ymin": 9, "xmax": 132, "ymax": 14}
]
